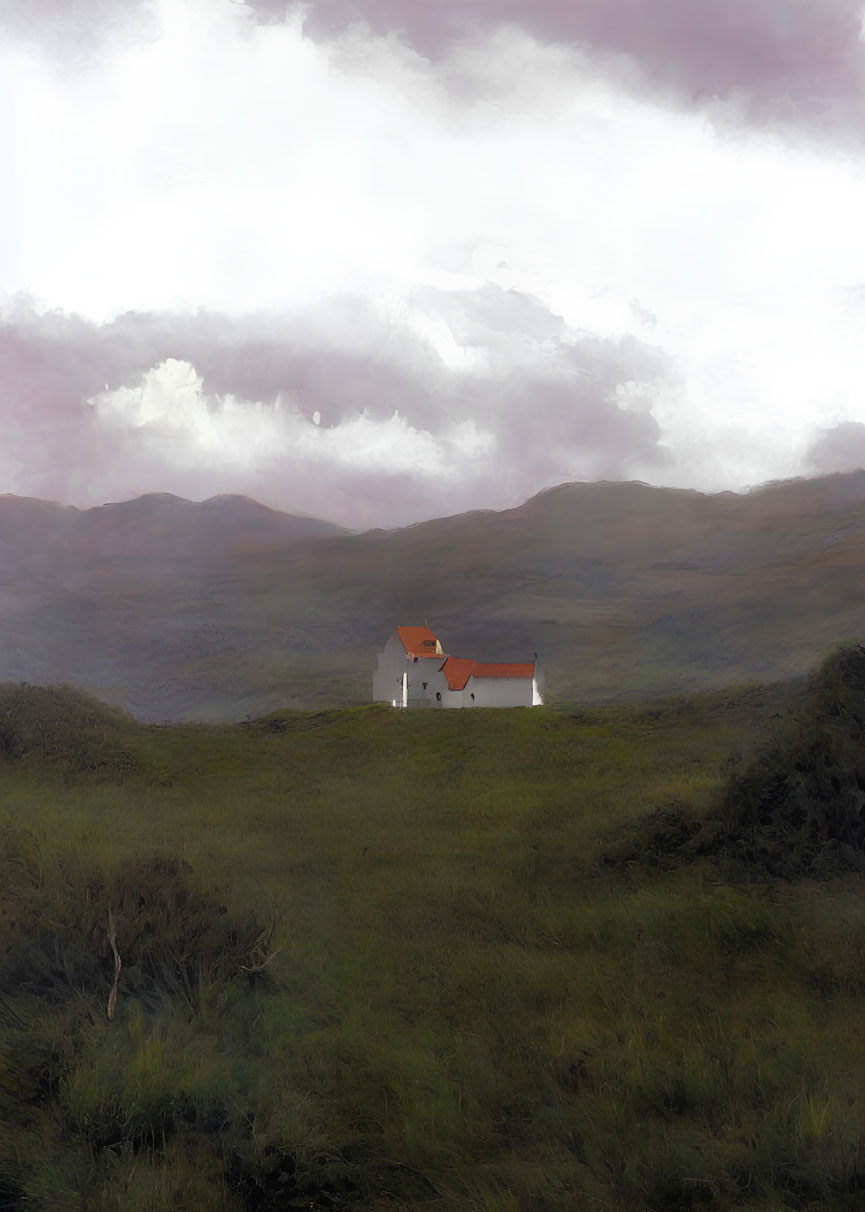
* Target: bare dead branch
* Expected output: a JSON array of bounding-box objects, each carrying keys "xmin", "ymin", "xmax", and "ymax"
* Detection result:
[
  {"xmin": 239, "ymin": 882, "xmax": 290, "ymax": 974},
  {"xmin": 240, "ymin": 944, "xmax": 286, "ymax": 974},
  {"xmin": 106, "ymin": 907, "xmax": 121, "ymax": 1021}
]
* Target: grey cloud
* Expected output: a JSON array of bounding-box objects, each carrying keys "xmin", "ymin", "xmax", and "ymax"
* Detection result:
[
  {"xmin": 274, "ymin": 0, "xmax": 865, "ymax": 137},
  {"xmin": 107, "ymin": 304, "xmax": 443, "ymax": 431},
  {"xmin": 0, "ymin": 289, "xmax": 673, "ymax": 527},
  {"xmin": 412, "ymin": 285, "xmax": 670, "ymax": 484},
  {"xmin": 806, "ymin": 421, "xmax": 865, "ymax": 474},
  {"xmin": 10, "ymin": 0, "xmax": 862, "ymax": 138}
]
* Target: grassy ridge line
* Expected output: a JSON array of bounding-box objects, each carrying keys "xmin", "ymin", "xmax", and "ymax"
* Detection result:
[{"xmin": 1, "ymin": 669, "xmax": 865, "ymax": 1209}]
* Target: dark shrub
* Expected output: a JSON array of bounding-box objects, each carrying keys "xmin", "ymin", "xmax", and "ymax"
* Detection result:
[
  {"xmin": 0, "ymin": 682, "xmax": 138, "ymax": 774},
  {"xmin": 604, "ymin": 643, "xmax": 865, "ymax": 880},
  {"xmin": 721, "ymin": 642, "xmax": 865, "ymax": 854},
  {"xmin": 0, "ymin": 832, "xmax": 279, "ymax": 1013}
]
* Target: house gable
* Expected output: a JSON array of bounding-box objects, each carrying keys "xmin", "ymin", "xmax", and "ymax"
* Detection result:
[{"xmin": 396, "ymin": 626, "xmax": 444, "ymax": 658}]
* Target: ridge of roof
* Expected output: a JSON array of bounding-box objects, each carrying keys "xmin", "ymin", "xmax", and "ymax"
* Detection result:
[
  {"xmin": 473, "ymin": 662, "xmax": 535, "ymax": 680},
  {"xmin": 441, "ymin": 655, "xmax": 535, "ymax": 690}
]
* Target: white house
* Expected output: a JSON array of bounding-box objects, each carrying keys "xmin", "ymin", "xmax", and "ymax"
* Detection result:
[{"xmin": 372, "ymin": 625, "xmax": 544, "ymax": 709}]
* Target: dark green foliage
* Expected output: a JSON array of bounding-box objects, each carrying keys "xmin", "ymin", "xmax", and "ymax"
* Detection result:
[
  {"xmin": 602, "ymin": 802, "xmax": 704, "ymax": 871},
  {"xmin": 0, "ymin": 834, "xmax": 297, "ymax": 1210},
  {"xmin": 0, "ymin": 831, "xmax": 274, "ymax": 1014},
  {"xmin": 224, "ymin": 1143, "xmax": 299, "ymax": 1210},
  {"xmin": 719, "ymin": 641, "xmax": 865, "ymax": 871},
  {"xmin": 224, "ymin": 1141, "xmax": 382, "ymax": 1211},
  {"xmin": 0, "ymin": 683, "xmax": 139, "ymax": 775},
  {"xmin": 607, "ymin": 642, "xmax": 865, "ymax": 881},
  {"xmin": 104, "ymin": 854, "xmax": 275, "ymax": 1007}
]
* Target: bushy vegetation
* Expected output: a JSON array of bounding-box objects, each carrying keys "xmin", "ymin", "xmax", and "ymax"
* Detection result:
[
  {"xmin": 1, "ymin": 652, "xmax": 865, "ymax": 1209},
  {"xmin": 720, "ymin": 643, "xmax": 865, "ymax": 866},
  {"xmin": 607, "ymin": 641, "xmax": 865, "ymax": 882},
  {"xmin": 0, "ymin": 683, "xmax": 140, "ymax": 775}
]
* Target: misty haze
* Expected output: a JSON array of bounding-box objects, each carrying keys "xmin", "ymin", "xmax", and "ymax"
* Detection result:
[
  {"xmin": 5, "ymin": 0, "xmax": 865, "ymax": 1207},
  {"xmin": 3, "ymin": 472, "xmax": 865, "ymax": 721}
]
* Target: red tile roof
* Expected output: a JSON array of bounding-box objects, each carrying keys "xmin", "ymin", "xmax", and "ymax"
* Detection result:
[
  {"xmin": 397, "ymin": 626, "xmax": 442, "ymax": 658},
  {"xmin": 441, "ymin": 656, "xmax": 535, "ymax": 690},
  {"xmin": 474, "ymin": 662, "xmax": 535, "ymax": 680},
  {"xmin": 441, "ymin": 656, "xmax": 476, "ymax": 690}
]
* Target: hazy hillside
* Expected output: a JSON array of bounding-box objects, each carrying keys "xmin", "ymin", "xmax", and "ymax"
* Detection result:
[
  {"xmin": 1, "ymin": 472, "xmax": 865, "ymax": 719},
  {"xmin": 0, "ymin": 491, "xmax": 346, "ymax": 572}
]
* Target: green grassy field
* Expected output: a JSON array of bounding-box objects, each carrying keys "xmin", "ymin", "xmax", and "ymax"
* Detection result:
[{"xmin": 2, "ymin": 657, "xmax": 865, "ymax": 1210}]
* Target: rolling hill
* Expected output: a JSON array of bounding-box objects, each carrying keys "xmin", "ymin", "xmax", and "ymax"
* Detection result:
[{"xmin": 1, "ymin": 472, "xmax": 864, "ymax": 719}]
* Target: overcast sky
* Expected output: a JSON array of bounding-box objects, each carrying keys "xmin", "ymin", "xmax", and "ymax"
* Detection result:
[{"xmin": 3, "ymin": 0, "xmax": 865, "ymax": 528}]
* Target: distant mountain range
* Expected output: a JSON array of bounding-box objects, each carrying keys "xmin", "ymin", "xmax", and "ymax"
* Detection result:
[{"xmin": 2, "ymin": 472, "xmax": 864, "ymax": 720}]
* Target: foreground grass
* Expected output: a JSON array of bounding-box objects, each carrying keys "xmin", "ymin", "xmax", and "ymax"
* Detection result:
[{"xmin": 2, "ymin": 675, "xmax": 865, "ymax": 1209}]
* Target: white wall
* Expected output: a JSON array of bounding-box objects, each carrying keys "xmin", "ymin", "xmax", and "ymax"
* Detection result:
[
  {"xmin": 532, "ymin": 677, "xmax": 544, "ymax": 707},
  {"xmin": 431, "ymin": 672, "xmax": 534, "ymax": 708},
  {"xmin": 465, "ymin": 676, "xmax": 534, "ymax": 708},
  {"xmin": 427, "ymin": 666, "xmax": 464, "ymax": 708},
  {"xmin": 406, "ymin": 659, "xmax": 445, "ymax": 706},
  {"xmin": 372, "ymin": 631, "xmax": 445, "ymax": 706},
  {"xmin": 372, "ymin": 631, "xmax": 407, "ymax": 704}
]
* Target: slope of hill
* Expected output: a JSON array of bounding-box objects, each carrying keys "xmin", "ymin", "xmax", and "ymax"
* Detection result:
[
  {"xmin": 1, "ymin": 473, "xmax": 865, "ymax": 719},
  {"xmin": 2, "ymin": 663, "xmax": 865, "ymax": 1209}
]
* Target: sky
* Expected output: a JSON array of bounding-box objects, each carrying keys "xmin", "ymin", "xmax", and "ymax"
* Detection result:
[{"xmin": 3, "ymin": 0, "xmax": 865, "ymax": 529}]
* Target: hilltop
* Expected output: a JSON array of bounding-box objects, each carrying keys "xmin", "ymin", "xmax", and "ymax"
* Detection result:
[{"xmin": 2, "ymin": 471, "xmax": 865, "ymax": 719}]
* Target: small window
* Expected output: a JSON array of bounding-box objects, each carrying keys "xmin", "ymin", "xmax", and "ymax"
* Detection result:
[
  {"xmin": 470, "ymin": 693, "xmax": 475, "ymax": 701},
  {"xmin": 436, "ymin": 692, "xmax": 442, "ymax": 702},
  {"xmin": 422, "ymin": 682, "xmax": 428, "ymax": 690},
  {"xmin": 423, "ymin": 639, "xmax": 435, "ymax": 647}
]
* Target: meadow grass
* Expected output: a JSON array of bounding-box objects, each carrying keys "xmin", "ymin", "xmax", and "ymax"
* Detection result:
[{"xmin": 1, "ymin": 671, "xmax": 865, "ymax": 1209}]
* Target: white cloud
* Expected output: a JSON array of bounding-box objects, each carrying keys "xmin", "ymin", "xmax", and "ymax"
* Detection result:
[
  {"xmin": 4, "ymin": 0, "xmax": 865, "ymax": 512},
  {"xmin": 88, "ymin": 356, "xmax": 495, "ymax": 484},
  {"xmin": 91, "ymin": 359, "xmax": 285, "ymax": 469}
]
